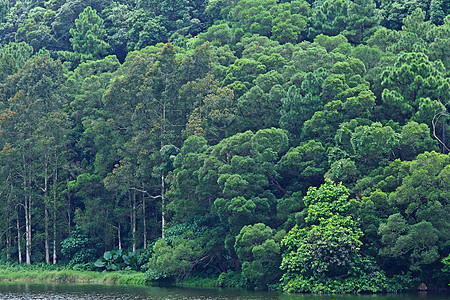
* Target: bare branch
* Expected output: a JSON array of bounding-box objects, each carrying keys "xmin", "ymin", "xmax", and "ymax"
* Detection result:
[
  {"xmin": 129, "ymin": 187, "xmax": 162, "ymax": 199},
  {"xmin": 432, "ymin": 107, "xmax": 450, "ymax": 153}
]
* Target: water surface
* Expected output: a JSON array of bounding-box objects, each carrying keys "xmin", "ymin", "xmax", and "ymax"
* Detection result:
[{"xmin": 0, "ymin": 282, "xmax": 447, "ymax": 300}]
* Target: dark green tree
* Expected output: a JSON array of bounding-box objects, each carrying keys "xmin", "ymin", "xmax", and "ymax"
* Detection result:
[
  {"xmin": 69, "ymin": 6, "xmax": 110, "ymax": 60},
  {"xmin": 234, "ymin": 223, "xmax": 281, "ymax": 288}
]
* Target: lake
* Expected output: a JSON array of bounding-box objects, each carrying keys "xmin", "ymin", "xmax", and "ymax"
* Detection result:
[{"xmin": 0, "ymin": 282, "xmax": 447, "ymax": 299}]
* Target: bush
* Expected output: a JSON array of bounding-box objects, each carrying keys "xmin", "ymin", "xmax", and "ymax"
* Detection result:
[
  {"xmin": 60, "ymin": 226, "xmax": 101, "ymax": 266},
  {"xmin": 94, "ymin": 248, "xmax": 151, "ymax": 272},
  {"xmin": 216, "ymin": 270, "xmax": 250, "ymax": 288}
]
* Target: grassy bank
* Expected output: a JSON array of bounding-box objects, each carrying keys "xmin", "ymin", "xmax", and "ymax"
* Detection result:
[
  {"xmin": 0, "ymin": 263, "xmax": 223, "ymax": 288},
  {"xmin": 0, "ymin": 264, "xmax": 147, "ymax": 285}
]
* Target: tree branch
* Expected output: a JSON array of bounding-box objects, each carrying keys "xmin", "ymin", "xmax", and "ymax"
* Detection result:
[{"xmin": 432, "ymin": 107, "xmax": 450, "ymax": 153}]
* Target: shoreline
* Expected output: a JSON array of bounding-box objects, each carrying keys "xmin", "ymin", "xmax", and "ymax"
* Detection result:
[
  {"xmin": 0, "ymin": 268, "xmax": 148, "ymax": 285},
  {"xmin": 0, "ymin": 266, "xmax": 218, "ymax": 288},
  {"xmin": 0, "ymin": 267, "xmax": 448, "ymax": 295}
]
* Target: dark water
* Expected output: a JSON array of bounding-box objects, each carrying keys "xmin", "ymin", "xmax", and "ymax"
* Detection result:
[{"xmin": 0, "ymin": 282, "xmax": 447, "ymax": 300}]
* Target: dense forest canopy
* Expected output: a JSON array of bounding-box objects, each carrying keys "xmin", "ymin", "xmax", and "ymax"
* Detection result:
[{"xmin": 0, "ymin": 0, "xmax": 449, "ymax": 293}]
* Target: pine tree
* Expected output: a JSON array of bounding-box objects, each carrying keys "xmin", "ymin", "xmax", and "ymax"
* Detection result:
[{"xmin": 69, "ymin": 6, "xmax": 110, "ymax": 60}]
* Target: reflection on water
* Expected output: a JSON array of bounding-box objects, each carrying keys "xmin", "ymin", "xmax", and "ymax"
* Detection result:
[{"xmin": 0, "ymin": 282, "xmax": 447, "ymax": 300}]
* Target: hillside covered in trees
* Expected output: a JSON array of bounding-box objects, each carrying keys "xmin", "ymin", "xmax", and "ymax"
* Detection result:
[{"xmin": 0, "ymin": 0, "xmax": 449, "ymax": 293}]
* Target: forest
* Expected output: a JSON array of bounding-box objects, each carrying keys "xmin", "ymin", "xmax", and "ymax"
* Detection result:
[{"xmin": 0, "ymin": 0, "xmax": 449, "ymax": 293}]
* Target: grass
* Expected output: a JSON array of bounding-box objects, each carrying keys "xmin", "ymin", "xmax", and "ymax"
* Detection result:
[
  {"xmin": 0, "ymin": 263, "xmax": 148, "ymax": 285},
  {"xmin": 0, "ymin": 263, "xmax": 219, "ymax": 288}
]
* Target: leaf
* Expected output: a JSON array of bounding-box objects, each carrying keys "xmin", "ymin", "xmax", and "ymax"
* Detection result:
[
  {"xmin": 94, "ymin": 259, "xmax": 105, "ymax": 268},
  {"xmin": 103, "ymin": 251, "xmax": 112, "ymax": 261}
]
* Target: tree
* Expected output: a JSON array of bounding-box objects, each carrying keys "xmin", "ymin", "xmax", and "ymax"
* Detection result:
[
  {"xmin": 398, "ymin": 121, "xmax": 438, "ymax": 160},
  {"xmin": 324, "ymin": 158, "xmax": 359, "ymax": 184},
  {"xmin": 379, "ymin": 52, "xmax": 449, "ymax": 124},
  {"xmin": 367, "ymin": 151, "xmax": 450, "ymax": 282},
  {"xmin": 236, "ymin": 83, "xmax": 284, "ymax": 132},
  {"xmin": 270, "ymin": 0, "xmax": 310, "ymax": 44},
  {"xmin": 0, "ymin": 41, "xmax": 33, "ymax": 69},
  {"xmin": 68, "ymin": 173, "xmax": 115, "ymax": 250},
  {"xmin": 147, "ymin": 237, "xmax": 205, "ymax": 281},
  {"xmin": 230, "ymin": 0, "xmax": 277, "ymax": 37},
  {"xmin": 277, "ymin": 140, "xmax": 327, "ymax": 193},
  {"xmin": 427, "ymin": 15, "xmax": 450, "ymax": 69},
  {"xmin": 379, "ymin": 0, "xmax": 429, "ymax": 30},
  {"xmin": 281, "ymin": 180, "xmax": 387, "ymax": 293},
  {"xmin": 342, "ymin": 0, "xmax": 381, "ymax": 44},
  {"xmin": 185, "ymin": 84, "xmax": 237, "ymax": 144},
  {"xmin": 351, "ymin": 122, "xmax": 399, "ymax": 168},
  {"xmin": 234, "ymin": 223, "xmax": 281, "ymax": 288},
  {"xmin": 167, "ymin": 136, "xmax": 213, "ymax": 222},
  {"xmin": 52, "ymin": 0, "xmax": 106, "ymax": 51},
  {"xmin": 379, "ymin": 215, "xmax": 440, "ymax": 274},
  {"xmin": 308, "ymin": 0, "xmax": 350, "ymax": 40},
  {"xmin": 279, "ymin": 69, "xmax": 328, "ymax": 144},
  {"xmin": 33, "ymin": 111, "xmax": 71, "ymax": 264},
  {"xmin": 0, "ymin": 54, "xmax": 66, "ymax": 264},
  {"xmin": 223, "ymin": 58, "xmax": 266, "ymax": 98},
  {"xmin": 69, "ymin": 6, "xmax": 110, "ymax": 60},
  {"xmin": 125, "ymin": 10, "xmax": 167, "ymax": 51},
  {"xmin": 0, "ymin": 0, "xmax": 7, "ymax": 24}
]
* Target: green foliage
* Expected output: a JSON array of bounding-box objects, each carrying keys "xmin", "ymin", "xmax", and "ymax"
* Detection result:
[
  {"xmin": 216, "ymin": 270, "xmax": 250, "ymax": 288},
  {"xmin": 0, "ymin": 42, "xmax": 33, "ymax": 69},
  {"xmin": 94, "ymin": 249, "xmax": 150, "ymax": 272},
  {"xmin": 0, "ymin": 0, "xmax": 7, "ymax": 24},
  {"xmin": 379, "ymin": 216, "xmax": 440, "ymax": 272},
  {"xmin": 234, "ymin": 223, "xmax": 281, "ymax": 288},
  {"xmin": 351, "ymin": 122, "xmax": 399, "ymax": 168},
  {"xmin": 0, "ymin": 0, "xmax": 448, "ymax": 292},
  {"xmin": 69, "ymin": 6, "xmax": 110, "ymax": 59},
  {"xmin": 398, "ymin": 121, "xmax": 438, "ymax": 160},
  {"xmin": 324, "ymin": 158, "xmax": 359, "ymax": 184},
  {"xmin": 146, "ymin": 237, "xmax": 205, "ymax": 282},
  {"xmin": 230, "ymin": 0, "xmax": 310, "ymax": 43},
  {"xmin": 443, "ymin": 254, "xmax": 450, "ymax": 273},
  {"xmin": 277, "ymin": 140, "xmax": 328, "ymax": 192},
  {"xmin": 309, "ymin": 0, "xmax": 350, "ymax": 39},
  {"xmin": 60, "ymin": 226, "xmax": 101, "ymax": 266},
  {"xmin": 281, "ymin": 180, "xmax": 388, "ymax": 293},
  {"xmin": 380, "ymin": 52, "xmax": 449, "ymax": 123}
]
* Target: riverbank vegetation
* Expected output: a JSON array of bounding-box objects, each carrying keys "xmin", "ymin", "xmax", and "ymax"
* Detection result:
[
  {"xmin": 0, "ymin": 0, "xmax": 449, "ymax": 294},
  {"xmin": 0, "ymin": 262, "xmax": 147, "ymax": 285}
]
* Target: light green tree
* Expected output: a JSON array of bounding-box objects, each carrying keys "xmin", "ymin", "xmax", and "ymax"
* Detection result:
[{"xmin": 281, "ymin": 180, "xmax": 387, "ymax": 293}]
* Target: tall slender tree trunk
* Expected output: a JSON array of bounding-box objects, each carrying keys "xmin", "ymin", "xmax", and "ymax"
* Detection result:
[
  {"xmin": 24, "ymin": 196, "xmax": 31, "ymax": 265},
  {"xmin": 161, "ymin": 91, "xmax": 166, "ymax": 239},
  {"xmin": 16, "ymin": 207, "xmax": 22, "ymax": 264},
  {"xmin": 53, "ymin": 165, "xmax": 58, "ymax": 265},
  {"xmin": 23, "ymin": 154, "xmax": 31, "ymax": 265},
  {"xmin": 132, "ymin": 191, "xmax": 136, "ymax": 252},
  {"xmin": 44, "ymin": 159, "xmax": 50, "ymax": 265},
  {"xmin": 6, "ymin": 220, "xmax": 11, "ymax": 260},
  {"xmin": 130, "ymin": 191, "xmax": 137, "ymax": 252},
  {"xmin": 7, "ymin": 182, "xmax": 13, "ymax": 261},
  {"xmin": 6, "ymin": 204, "xmax": 11, "ymax": 260},
  {"xmin": 142, "ymin": 193, "xmax": 147, "ymax": 249},
  {"xmin": 27, "ymin": 168, "xmax": 32, "ymax": 265},
  {"xmin": 67, "ymin": 180, "xmax": 71, "ymax": 234},
  {"xmin": 118, "ymin": 223, "xmax": 122, "ymax": 250},
  {"xmin": 26, "ymin": 191, "xmax": 32, "ymax": 265},
  {"xmin": 45, "ymin": 207, "xmax": 49, "ymax": 264},
  {"xmin": 161, "ymin": 173, "xmax": 165, "ymax": 239},
  {"xmin": 443, "ymin": 120, "xmax": 446, "ymax": 154}
]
